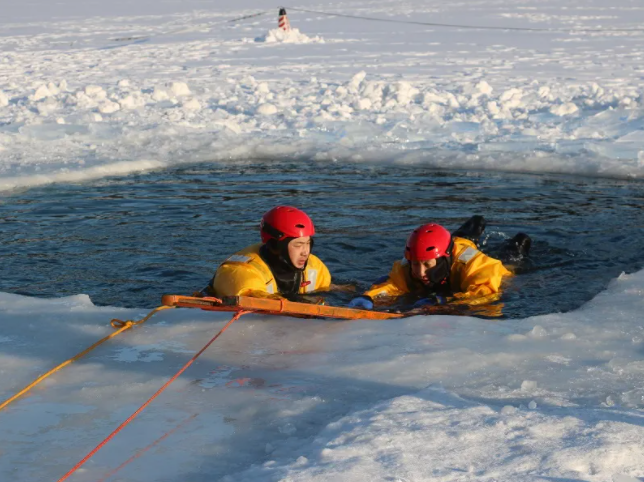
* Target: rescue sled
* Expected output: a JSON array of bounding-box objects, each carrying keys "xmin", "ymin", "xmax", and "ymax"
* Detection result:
[{"xmin": 161, "ymin": 294, "xmax": 404, "ymax": 320}]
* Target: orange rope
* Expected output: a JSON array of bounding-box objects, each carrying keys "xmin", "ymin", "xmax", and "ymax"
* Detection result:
[
  {"xmin": 97, "ymin": 413, "xmax": 198, "ymax": 482},
  {"xmin": 57, "ymin": 309, "xmax": 250, "ymax": 482},
  {"xmin": 0, "ymin": 305, "xmax": 174, "ymax": 412}
]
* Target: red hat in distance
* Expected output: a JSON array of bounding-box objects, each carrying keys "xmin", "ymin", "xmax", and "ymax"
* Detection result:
[
  {"xmin": 260, "ymin": 206, "xmax": 315, "ymax": 243},
  {"xmin": 405, "ymin": 223, "xmax": 453, "ymax": 261}
]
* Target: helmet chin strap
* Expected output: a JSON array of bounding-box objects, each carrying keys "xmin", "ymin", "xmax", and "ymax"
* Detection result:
[
  {"xmin": 427, "ymin": 256, "xmax": 450, "ymax": 285},
  {"xmin": 277, "ymin": 238, "xmax": 300, "ymax": 271}
]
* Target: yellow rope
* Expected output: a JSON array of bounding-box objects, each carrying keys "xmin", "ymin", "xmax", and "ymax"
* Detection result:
[{"xmin": 0, "ymin": 305, "xmax": 175, "ymax": 412}]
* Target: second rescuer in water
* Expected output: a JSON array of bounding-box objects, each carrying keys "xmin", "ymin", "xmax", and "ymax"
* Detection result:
[{"xmin": 349, "ymin": 222, "xmax": 515, "ymax": 310}]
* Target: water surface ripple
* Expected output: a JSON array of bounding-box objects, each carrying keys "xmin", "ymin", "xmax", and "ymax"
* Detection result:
[{"xmin": 1, "ymin": 161, "xmax": 643, "ymax": 318}]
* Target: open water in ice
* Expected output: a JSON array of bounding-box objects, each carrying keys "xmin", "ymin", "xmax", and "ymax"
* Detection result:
[{"xmin": 1, "ymin": 160, "xmax": 643, "ymax": 318}]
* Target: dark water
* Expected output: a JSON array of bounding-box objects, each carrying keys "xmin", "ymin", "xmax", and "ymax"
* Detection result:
[{"xmin": 1, "ymin": 161, "xmax": 643, "ymax": 318}]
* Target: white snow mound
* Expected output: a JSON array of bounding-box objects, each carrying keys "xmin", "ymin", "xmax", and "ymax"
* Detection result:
[{"xmin": 255, "ymin": 28, "xmax": 324, "ymax": 44}]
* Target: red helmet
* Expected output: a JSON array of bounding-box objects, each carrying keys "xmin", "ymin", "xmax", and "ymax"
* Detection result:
[
  {"xmin": 405, "ymin": 223, "xmax": 453, "ymax": 261},
  {"xmin": 260, "ymin": 206, "xmax": 315, "ymax": 243}
]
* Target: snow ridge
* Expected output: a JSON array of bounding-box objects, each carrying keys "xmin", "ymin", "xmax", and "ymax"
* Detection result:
[{"xmin": 1, "ymin": 73, "xmax": 643, "ymax": 191}]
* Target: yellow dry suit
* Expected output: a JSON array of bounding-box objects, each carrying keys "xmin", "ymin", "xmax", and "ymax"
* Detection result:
[
  {"xmin": 210, "ymin": 243, "xmax": 331, "ymax": 299},
  {"xmin": 364, "ymin": 237, "xmax": 511, "ymax": 306}
]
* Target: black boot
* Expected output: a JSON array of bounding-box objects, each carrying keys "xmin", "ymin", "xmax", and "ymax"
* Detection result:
[
  {"xmin": 452, "ymin": 215, "xmax": 486, "ymax": 246},
  {"xmin": 501, "ymin": 233, "xmax": 532, "ymax": 259}
]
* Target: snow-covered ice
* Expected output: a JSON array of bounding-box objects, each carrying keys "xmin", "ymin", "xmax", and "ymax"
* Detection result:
[{"xmin": 2, "ymin": 268, "xmax": 644, "ymax": 481}]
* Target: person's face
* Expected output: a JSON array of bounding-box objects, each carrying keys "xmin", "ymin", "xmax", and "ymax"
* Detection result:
[
  {"xmin": 288, "ymin": 236, "xmax": 311, "ymax": 268},
  {"xmin": 410, "ymin": 258, "xmax": 437, "ymax": 285}
]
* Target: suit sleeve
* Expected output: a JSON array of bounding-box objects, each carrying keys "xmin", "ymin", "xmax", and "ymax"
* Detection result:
[
  {"xmin": 212, "ymin": 263, "xmax": 272, "ymax": 297},
  {"xmin": 363, "ymin": 262, "xmax": 408, "ymax": 299},
  {"xmin": 453, "ymin": 254, "xmax": 511, "ymax": 301}
]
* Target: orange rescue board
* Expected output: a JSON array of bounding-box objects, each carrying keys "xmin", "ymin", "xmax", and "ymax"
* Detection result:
[{"xmin": 161, "ymin": 295, "xmax": 403, "ymax": 320}]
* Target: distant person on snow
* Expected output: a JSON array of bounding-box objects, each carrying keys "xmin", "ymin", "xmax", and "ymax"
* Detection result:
[
  {"xmin": 348, "ymin": 216, "xmax": 531, "ymax": 310},
  {"xmin": 205, "ymin": 206, "xmax": 331, "ymax": 299}
]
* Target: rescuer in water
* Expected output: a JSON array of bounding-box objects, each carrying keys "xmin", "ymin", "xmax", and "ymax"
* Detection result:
[
  {"xmin": 206, "ymin": 206, "xmax": 331, "ymax": 299},
  {"xmin": 348, "ymin": 216, "xmax": 530, "ymax": 310}
]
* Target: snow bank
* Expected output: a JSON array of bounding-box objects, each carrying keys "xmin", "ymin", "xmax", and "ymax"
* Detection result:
[{"xmin": 2, "ymin": 73, "xmax": 644, "ymax": 192}]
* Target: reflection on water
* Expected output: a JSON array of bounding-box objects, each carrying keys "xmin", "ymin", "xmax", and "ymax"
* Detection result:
[{"xmin": 1, "ymin": 161, "xmax": 643, "ymax": 318}]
